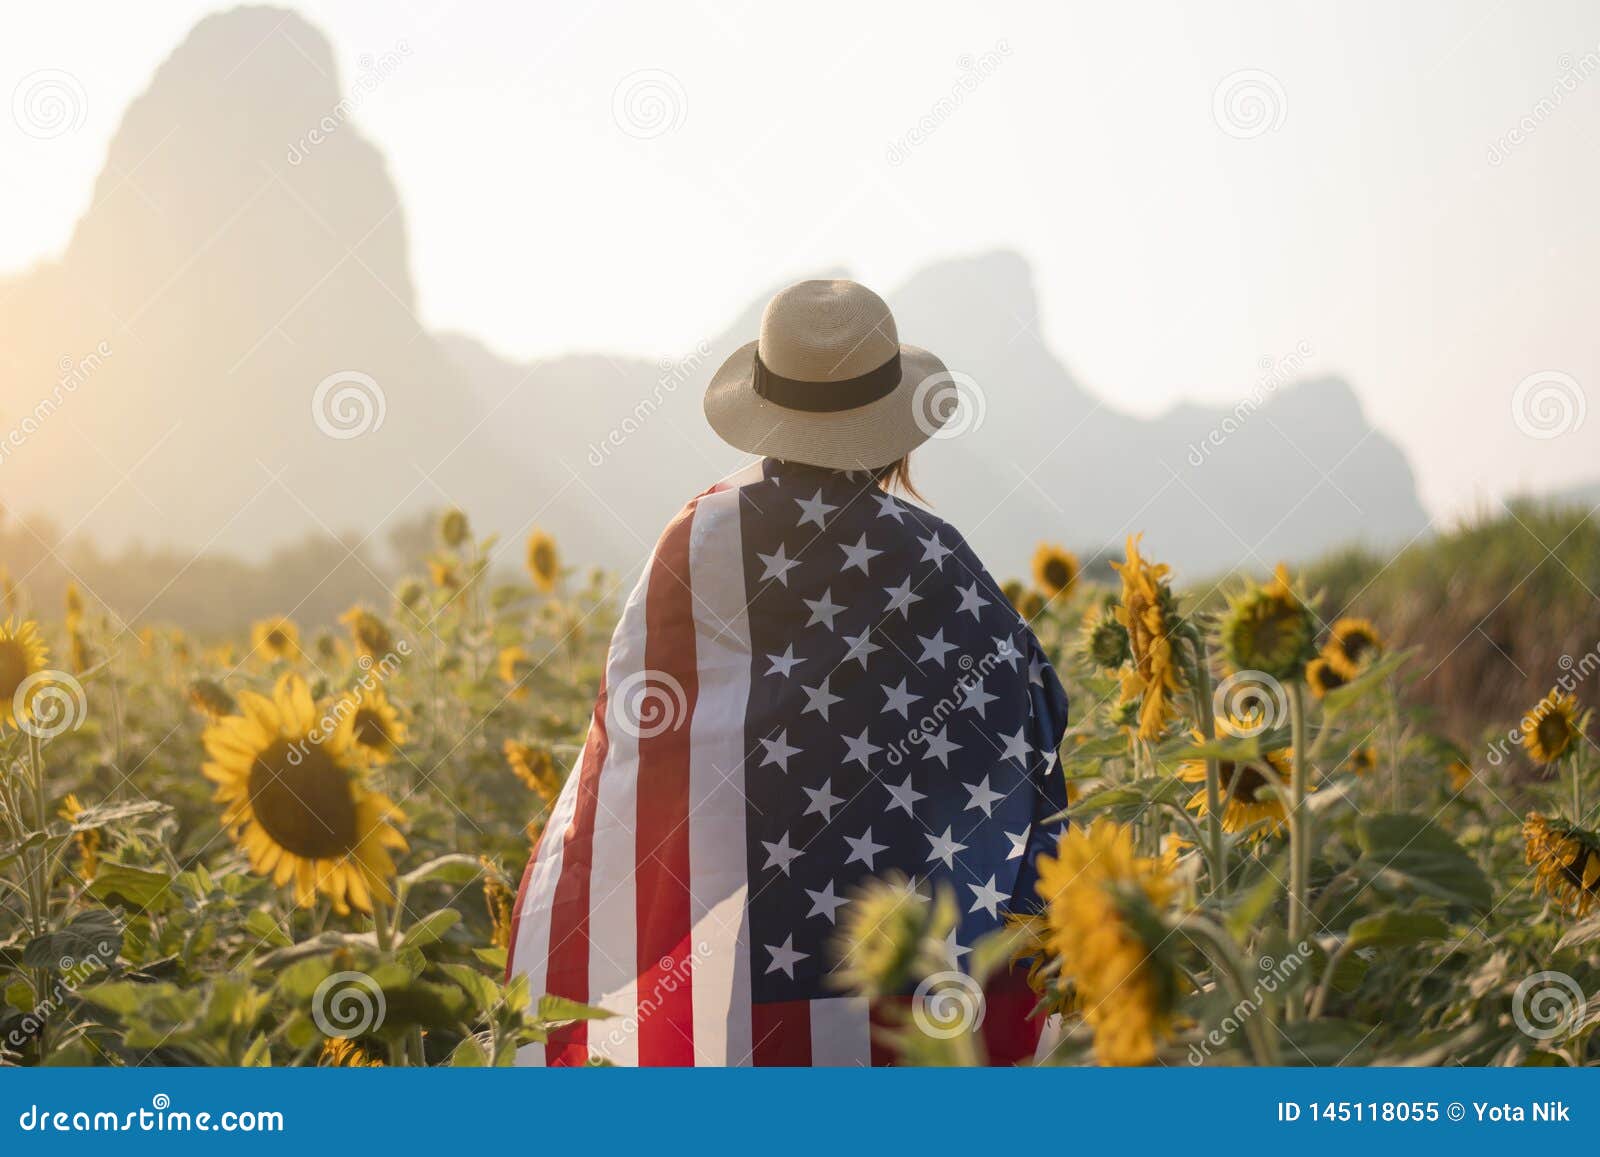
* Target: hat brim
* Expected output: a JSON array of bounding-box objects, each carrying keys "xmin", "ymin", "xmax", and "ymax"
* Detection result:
[{"xmin": 703, "ymin": 340, "xmax": 952, "ymax": 471}]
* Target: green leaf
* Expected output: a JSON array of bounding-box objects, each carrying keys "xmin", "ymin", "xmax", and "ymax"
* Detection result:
[
  {"xmin": 66, "ymin": 800, "xmax": 170, "ymax": 832},
  {"xmin": 244, "ymin": 908, "xmax": 291, "ymax": 949},
  {"xmin": 400, "ymin": 909, "xmax": 461, "ymax": 950},
  {"xmin": 441, "ymin": 963, "xmax": 504, "ymax": 1014},
  {"xmin": 1320, "ymin": 650, "xmax": 1412, "ymax": 717},
  {"xmin": 1275, "ymin": 1018, "xmax": 1380, "ymax": 1065},
  {"xmin": 537, "ymin": 994, "xmax": 615, "ymax": 1023},
  {"xmin": 87, "ymin": 861, "xmax": 176, "ymax": 913},
  {"xmin": 1556, "ymin": 913, "xmax": 1600, "ymax": 952},
  {"xmin": 1346, "ymin": 908, "xmax": 1451, "ymax": 949},
  {"xmin": 21, "ymin": 907, "xmax": 123, "ymax": 969},
  {"xmin": 1354, "ymin": 813, "xmax": 1492, "ymax": 912},
  {"xmin": 398, "ymin": 854, "xmax": 484, "ymax": 892},
  {"xmin": 1070, "ymin": 776, "xmax": 1184, "ymax": 819}
]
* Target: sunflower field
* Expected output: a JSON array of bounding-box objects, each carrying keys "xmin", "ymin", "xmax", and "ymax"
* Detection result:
[{"xmin": 2, "ymin": 509, "xmax": 1598, "ymax": 1068}]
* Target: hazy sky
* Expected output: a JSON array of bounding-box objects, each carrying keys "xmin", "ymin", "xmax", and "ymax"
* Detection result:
[{"xmin": 5, "ymin": 1, "xmax": 1598, "ymax": 518}]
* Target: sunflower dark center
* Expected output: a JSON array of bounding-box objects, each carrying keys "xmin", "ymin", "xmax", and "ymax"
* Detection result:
[
  {"xmin": 354, "ymin": 708, "xmax": 390, "ymax": 750},
  {"xmin": 1042, "ymin": 558, "xmax": 1073, "ymax": 589},
  {"xmin": 246, "ymin": 740, "xmax": 360, "ymax": 859},
  {"xmin": 1341, "ymin": 632, "xmax": 1374, "ymax": 663},
  {"xmin": 1537, "ymin": 713, "xmax": 1572, "ymax": 757},
  {"xmin": 266, "ymin": 629, "xmax": 288, "ymax": 649},
  {"xmin": 0, "ymin": 641, "xmax": 27, "ymax": 701},
  {"xmin": 1219, "ymin": 760, "xmax": 1267, "ymax": 804},
  {"xmin": 532, "ymin": 543, "xmax": 555, "ymax": 576}
]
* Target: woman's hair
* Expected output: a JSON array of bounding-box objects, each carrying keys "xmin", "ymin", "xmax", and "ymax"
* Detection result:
[{"xmin": 872, "ymin": 454, "xmax": 922, "ymax": 501}]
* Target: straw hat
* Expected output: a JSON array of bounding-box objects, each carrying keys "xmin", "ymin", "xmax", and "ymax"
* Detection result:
[{"xmin": 704, "ymin": 279, "xmax": 951, "ymax": 470}]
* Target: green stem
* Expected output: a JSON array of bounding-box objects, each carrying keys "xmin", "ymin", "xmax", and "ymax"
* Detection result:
[
  {"xmin": 1286, "ymin": 681, "xmax": 1311, "ymax": 1022},
  {"xmin": 1190, "ymin": 638, "xmax": 1228, "ymax": 896},
  {"xmin": 1308, "ymin": 939, "xmax": 1350, "ymax": 1021},
  {"xmin": 1179, "ymin": 914, "xmax": 1279, "ymax": 1065},
  {"xmin": 27, "ymin": 730, "xmax": 53, "ymax": 1061}
]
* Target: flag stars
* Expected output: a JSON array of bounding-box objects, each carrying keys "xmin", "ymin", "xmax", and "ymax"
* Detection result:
[
  {"xmin": 758, "ymin": 729, "xmax": 801, "ymax": 772},
  {"xmin": 999, "ymin": 726, "xmax": 1031, "ymax": 765},
  {"xmin": 919, "ymin": 531, "xmax": 954, "ymax": 569},
  {"xmin": 882, "ymin": 576, "xmax": 924, "ymax": 619},
  {"xmin": 922, "ymin": 726, "xmax": 960, "ymax": 768},
  {"xmin": 963, "ymin": 774, "xmax": 1005, "ymax": 816},
  {"xmin": 805, "ymin": 880, "xmax": 849, "ymax": 924},
  {"xmin": 803, "ymin": 588, "xmax": 844, "ymax": 631},
  {"xmin": 842, "ymin": 727, "xmax": 882, "ymax": 770},
  {"xmin": 842, "ymin": 629, "xmax": 881, "ymax": 669},
  {"xmin": 881, "ymin": 677, "xmax": 921, "ymax": 719},
  {"xmin": 794, "ymin": 488, "xmax": 838, "ymax": 530},
  {"xmin": 844, "ymin": 827, "xmax": 889, "ymax": 870},
  {"xmin": 959, "ymin": 676, "xmax": 998, "ymax": 718},
  {"xmin": 955, "ymin": 581, "xmax": 991, "ymax": 621},
  {"xmin": 1005, "ymin": 829, "xmax": 1029, "ymax": 860},
  {"xmin": 801, "ymin": 678, "xmax": 843, "ymax": 721},
  {"xmin": 874, "ymin": 493, "xmax": 906, "ymax": 522},
  {"xmin": 992, "ymin": 634, "xmax": 1022, "ymax": 670},
  {"xmin": 765, "ymin": 934, "xmax": 808, "ymax": 978},
  {"xmin": 757, "ymin": 543, "xmax": 801, "ymax": 587},
  {"xmin": 765, "ymin": 643, "xmax": 805, "ymax": 678},
  {"xmin": 967, "ymin": 874, "xmax": 1008, "ymax": 918},
  {"xmin": 761, "ymin": 831, "xmax": 803, "ymax": 876},
  {"xmin": 925, "ymin": 825, "xmax": 968, "ymax": 869},
  {"xmin": 917, "ymin": 628, "xmax": 958, "ymax": 667},
  {"xmin": 884, "ymin": 773, "xmax": 926, "ymax": 816},
  {"xmin": 802, "ymin": 778, "xmax": 845, "ymax": 823},
  {"xmin": 839, "ymin": 533, "xmax": 883, "ymax": 575}
]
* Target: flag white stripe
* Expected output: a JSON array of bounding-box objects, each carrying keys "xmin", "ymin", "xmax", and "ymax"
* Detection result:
[
  {"xmin": 809, "ymin": 997, "xmax": 872, "ymax": 1067},
  {"xmin": 686, "ymin": 485, "xmax": 755, "ymax": 1065},
  {"xmin": 584, "ymin": 569, "xmax": 651, "ymax": 1065}
]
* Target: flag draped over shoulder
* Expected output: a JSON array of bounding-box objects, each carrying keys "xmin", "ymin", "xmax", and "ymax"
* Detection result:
[{"xmin": 508, "ymin": 458, "xmax": 1070, "ymax": 1066}]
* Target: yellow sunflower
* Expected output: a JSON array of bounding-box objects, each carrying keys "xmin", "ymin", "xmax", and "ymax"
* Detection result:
[
  {"xmin": 526, "ymin": 529, "xmax": 560, "ymax": 594},
  {"xmin": 339, "ymin": 605, "xmax": 394, "ymax": 661},
  {"xmin": 187, "ymin": 677, "xmax": 236, "ymax": 720},
  {"xmin": 1219, "ymin": 564, "xmax": 1318, "ymax": 681},
  {"xmin": 829, "ymin": 872, "xmax": 953, "ymax": 998},
  {"xmin": 1447, "ymin": 759, "xmax": 1473, "ymax": 792},
  {"xmin": 1031, "ymin": 543, "xmax": 1080, "ymax": 602},
  {"xmin": 1111, "ymin": 535, "xmax": 1186, "ymax": 741},
  {"xmin": 428, "ymin": 557, "xmax": 462, "ymax": 592},
  {"xmin": 1323, "ymin": 617, "xmax": 1383, "ymax": 680},
  {"xmin": 1080, "ymin": 603, "xmax": 1130, "ymax": 670},
  {"xmin": 497, "ymin": 645, "xmax": 532, "ymax": 701},
  {"xmin": 1178, "ymin": 727, "xmax": 1293, "ymax": 839},
  {"xmin": 481, "ymin": 856, "xmax": 514, "ymax": 950},
  {"xmin": 504, "ymin": 738, "xmax": 561, "ymax": 803},
  {"xmin": 1524, "ymin": 812, "xmax": 1600, "ymax": 917},
  {"xmin": 57, "ymin": 793, "xmax": 101, "ymax": 881},
  {"xmin": 438, "ymin": 507, "xmax": 471, "ymax": 549},
  {"xmin": 64, "ymin": 582, "xmax": 85, "ymax": 629},
  {"xmin": 1034, "ymin": 818, "xmax": 1179, "ymax": 1066},
  {"xmin": 1521, "ymin": 689, "xmax": 1585, "ymax": 765},
  {"xmin": 1305, "ymin": 656, "xmax": 1347, "ymax": 699},
  {"xmin": 338, "ymin": 682, "xmax": 409, "ymax": 766},
  {"xmin": 68, "ymin": 629, "xmax": 91, "ymax": 675},
  {"xmin": 201, "ymin": 673, "xmax": 406, "ymax": 914},
  {"xmin": 0, "ymin": 618, "xmax": 50, "ymax": 732},
  {"xmin": 1342, "ymin": 744, "xmax": 1378, "ymax": 777},
  {"xmin": 250, "ymin": 617, "xmax": 301, "ymax": 663},
  {"xmin": 319, "ymin": 1037, "xmax": 382, "ymax": 1067}
]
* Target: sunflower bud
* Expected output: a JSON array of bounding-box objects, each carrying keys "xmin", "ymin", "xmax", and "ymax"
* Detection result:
[
  {"xmin": 439, "ymin": 507, "xmax": 471, "ymax": 548},
  {"xmin": 1218, "ymin": 564, "xmax": 1317, "ymax": 682},
  {"xmin": 830, "ymin": 873, "xmax": 955, "ymax": 998}
]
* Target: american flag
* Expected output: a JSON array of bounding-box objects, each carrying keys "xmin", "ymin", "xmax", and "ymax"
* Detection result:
[{"xmin": 508, "ymin": 457, "xmax": 1069, "ymax": 1065}]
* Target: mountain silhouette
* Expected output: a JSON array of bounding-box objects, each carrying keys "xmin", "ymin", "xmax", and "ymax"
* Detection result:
[{"xmin": 0, "ymin": 5, "xmax": 1428, "ymax": 590}]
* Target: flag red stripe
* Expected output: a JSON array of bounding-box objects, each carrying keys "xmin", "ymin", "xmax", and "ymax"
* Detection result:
[
  {"xmin": 542, "ymin": 674, "xmax": 612, "ymax": 1066},
  {"xmin": 981, "ymin": 965, "xmax": 1045, "ymax": 1066},
  {"xmin": 751, "ymin": 1000, "xmax": 813, "ymax": 1066},
  {"xmin": 633, "ymin": 501, "xmax": 700, "ymax": 1065}
]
